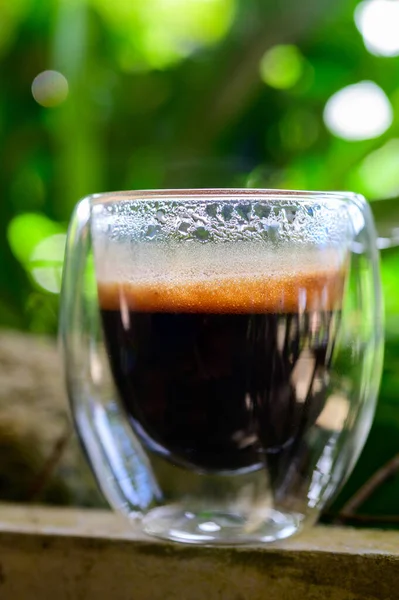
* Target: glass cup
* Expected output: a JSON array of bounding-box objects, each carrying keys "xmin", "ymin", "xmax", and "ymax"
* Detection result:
[{"xmin": 60, "ymin": 189, "xmax": 383, "ymax": 544}]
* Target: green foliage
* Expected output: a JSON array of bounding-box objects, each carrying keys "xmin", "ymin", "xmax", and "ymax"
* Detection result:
[
  {"xmin": 349, "ymin": 139, "xmax": 399, "ymax": 199},
  {"xmin": 7, "ymin": 213, "xmax": 63, "ymax": 267},
  {"xmin": 1, "ymin": 0, "xmax": 399, "ymax": 518},
  {"xmin": 91, "ymin": 0, "xmax": 236, "ymax": 70}
]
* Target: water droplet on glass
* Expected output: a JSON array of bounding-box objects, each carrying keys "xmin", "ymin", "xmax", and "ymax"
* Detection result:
[
  {"xmin": 236, "ymin": 204, "xmax": 252, "ymax": 221},
  {"xmin": 156, "ymin": 209, "xmax": 166, "ymax": 223},
  {"xmin": 285, "ymin": 208, "xmax": 297, "ymax": 223},
  {"xmin": 241, "ymin": 225, "xmax": 257, "ymax": 234},
  {"xmin": 206, "ymin": 203, "xmax": 218, "ymax": 218},
  {"xmin": 254, "ymin": 204, "xmax": 271, "ymax": 219},
  {"xmin": 198, "ymin": 521, "xmax": 220, "ymax": 533},
  {"xmin": 267, "ymin": 223, "xmax": 280, "ymax": 242},
  {"xmin": 278, "ymin": 208, "xmax": 288, "ymax": 223},
  {"xmin": 221, "ymin": 205, "xmax": 234, "ymax": 221},
  {"xmin": 145, "ymin": 225, "xmax": 158, "ymax": 239},
  {"xmin": 194, "ymin": 226, "xmax": 210, "ymax": 241},
  {"xmin": 178, "ymin": 222, "xmax": 190, "ymax": 235}
]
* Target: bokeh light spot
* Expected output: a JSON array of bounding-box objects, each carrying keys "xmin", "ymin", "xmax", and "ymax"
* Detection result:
[
  {"xmin": 30, "ymin": 233, "xmax": 67, "ymax": 263},
  {"xmin": 355, "ymin": 0, "xmax": 399, "ymax": 57},
  {"xmin": 7, "ymin": 213, "xmax": 63, "ymax": 266},
  {"xmin": 30, "ymin": 234, "xmax": 67, "ymax": 294},
  {"xmin": 7, "ymin": 215, "xmax": 66, "ymax": 294},
  {"xmin": 31, "ymin": 70, "xmax": 69, "ymax": 107},
  {"xmin": 323, "ymin": 81, "xmax": 393, "ymax": 141},
  {"xmin": 351, "ymin": 139, "xmax": 399, "ymax": 199},
  {"xmin": 260, "ymin": 45, "xmax": 304, "ymax": 90},
  {"xmin": 30, "ymin": 266, "xmax": 63, "ymax": 294}
]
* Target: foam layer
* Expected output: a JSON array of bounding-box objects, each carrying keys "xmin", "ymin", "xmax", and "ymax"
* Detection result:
[{"xmin": 98, "ymin": 268, "xmax": 345, "ymax": 313}]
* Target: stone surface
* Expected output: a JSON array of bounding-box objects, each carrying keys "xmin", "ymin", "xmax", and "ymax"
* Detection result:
[
  {"xmin": 0, "ymin": 504, "xmax": 397, "ymax": 600},
  {"xmin": 0, "ymin": 330, "xmax": 104, "ymax": 506},
  {"xmin": 0, "ymin": 332, "xmax": 396, "ymax": 599}
]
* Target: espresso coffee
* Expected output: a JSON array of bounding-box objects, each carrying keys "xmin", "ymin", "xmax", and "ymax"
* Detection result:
[{"xmin": 98, "ymin": 271, "xmax": 343, "ymax": 474}]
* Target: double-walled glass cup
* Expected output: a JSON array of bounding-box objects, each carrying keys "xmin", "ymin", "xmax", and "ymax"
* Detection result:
[{"xmin": 61, "ymin": 189, "xmax": 383, "ymax": 544}]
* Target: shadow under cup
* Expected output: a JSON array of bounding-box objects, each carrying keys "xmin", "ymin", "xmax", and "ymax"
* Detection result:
[{"xmin": 62, "ymin": 190, "xmax": 383, "ymax": 544}]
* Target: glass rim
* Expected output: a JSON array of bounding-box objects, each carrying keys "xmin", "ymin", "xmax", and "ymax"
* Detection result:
[{"xmin": 87, "ymin": 188, "xmax": 366, "ymax": 206}]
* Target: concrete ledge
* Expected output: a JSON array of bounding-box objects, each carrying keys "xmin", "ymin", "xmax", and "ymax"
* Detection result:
[{"xmin": 0, "ymin": 504, "xmax": 397, "ymax": 600}]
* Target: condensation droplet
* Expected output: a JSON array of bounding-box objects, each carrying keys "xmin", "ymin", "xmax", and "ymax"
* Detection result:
[
  {"xmin": 254, "ymin": 204, "xmax": 271, "ymax": 219},
  {"xmin": 279, "ymin": 208, "xmax": 288, "ymax": 223},
  {"xmin": 236, "ymin": 204, "xmax": 252, "ymax": 222},
  {"xmin": 178, "ymin": 221, "xmax": 191, "ymax": 235},
  {"xmin": 221, "ymin": 205, "xmax": 234, "ymax": 221},
  {"xmin": 241, "ymin": 225, "xmax": 257, "ymax": 233},
  {"xmin": 285, "ymin": 208, "xmax": 297, "ymax": 223},
  {"xmin": 156, "ymin": 209, "xmax": 166, "ymax": 223},
  {"xmin": 92, "ymin": 196, "xmax": 349, "ymax": 258},
  {"xmin": 267, "ymin": 223, "xmax": 281, "ymax": 242},
  {"xmin": 194, "ymin": 226, "xmax": 210, "ymax": 241},
  {"xmin": 206, "ymin": 203, "xmax": 218, "ymax": 218},
  {"xmin": 145, "ymin": 224, "xmax": 159, "ymax": 239}
]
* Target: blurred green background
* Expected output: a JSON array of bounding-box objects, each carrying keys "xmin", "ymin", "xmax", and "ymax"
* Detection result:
[{"xmin": 1, "ymin": 0, "xmax": 399, "ymax": 521}]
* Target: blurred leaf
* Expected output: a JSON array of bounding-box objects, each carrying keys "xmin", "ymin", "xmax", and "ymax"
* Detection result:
[
  {"xmin": 125, "ymin": 147, "xmax": 166, "ymax": 190},
  {"xmin": 0, "ymin": 0, "xmax": 31, "ymax": 59},
  {"xmin": 28, "ymin": 233, "xmax": 66, "ymax": 294},
  {"xmin": 7, "ymin": 213, "xmax": 64, "ymax": 267},
  {"xmin": 304, "ymin": 58, "xmax": 354, "ymax": 100},
  {"xmin": 370, "ymin": 197, "xmax": 399, "ymax": 239},
  {"xmin": 10, "ymin": 166, "xmax": 46, "ymax": 211},
  {"xmin": 25, "ymin": 291, "xmax": 59, "ymax": 334},
  {"xmin": 91, "ymin": 0, "xmax": 236, "ymax": 70},
  {"xmin": 0, "ymin": 297, "xmax": 24, "ymax": 329},
  {"xmin": 380, "ymin": 247, "xmax": 399, "ymax": 317},
  {"xmin": 349, "ymin": 139, "xmax": 399, "ymax": 199}
]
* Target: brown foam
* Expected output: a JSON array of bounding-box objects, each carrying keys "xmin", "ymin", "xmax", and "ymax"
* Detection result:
[{"xmin": 98, "ymin": 269, "xmax": 345, "ymax": 313}]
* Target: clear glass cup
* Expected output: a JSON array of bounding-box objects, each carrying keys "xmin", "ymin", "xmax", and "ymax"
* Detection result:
[{"xmin": 60, "ymin": 189, "xmax": 383, "ymax": 544}]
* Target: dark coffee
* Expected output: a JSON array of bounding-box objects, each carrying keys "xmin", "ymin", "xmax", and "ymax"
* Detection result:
[{"xmin": 99, "ymin": 272, "xmax": 343, "ymax": 473}]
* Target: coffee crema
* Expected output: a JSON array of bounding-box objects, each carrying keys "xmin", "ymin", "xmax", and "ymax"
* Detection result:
[
  {"xmin": 98, "ymin": 268, "xmax": 344, "ymax": 313},
  {"xmin": 98, "ymin": 269, "xmax": 344, "ymax": 474}
]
